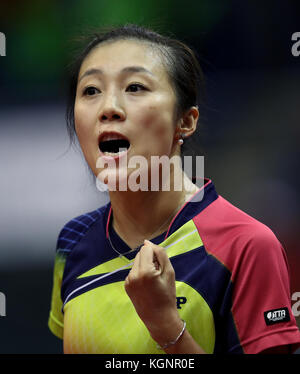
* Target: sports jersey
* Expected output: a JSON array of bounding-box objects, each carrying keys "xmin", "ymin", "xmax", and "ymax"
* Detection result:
[{"xmin": 48, "ymin": 179, "xmax": 300, "ymax": 353}]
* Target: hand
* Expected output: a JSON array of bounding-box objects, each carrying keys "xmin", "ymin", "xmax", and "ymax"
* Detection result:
[{"xmin": 124, "ymin": 240, "xmax": 182, "ymax": 344}]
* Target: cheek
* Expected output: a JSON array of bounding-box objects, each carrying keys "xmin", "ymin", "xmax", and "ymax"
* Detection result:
[
  {"xmin": 74, "ymin": 103, "xmax": 94, "ymax": 143},
  {"xmin": 137, "ymin": 104, "xmax": 175, "ymax": 148},
  {"xmin": 74, "ymin": 105, "xmax": 98, "ymax": 173}
]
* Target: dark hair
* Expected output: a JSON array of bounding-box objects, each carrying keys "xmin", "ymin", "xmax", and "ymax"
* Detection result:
[{"xmin": 66, "ymin": 23, "xmax": 205, "ymax": 160}]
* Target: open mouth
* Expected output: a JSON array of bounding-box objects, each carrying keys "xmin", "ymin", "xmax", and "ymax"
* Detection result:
[{"xmin": 99, "ymin": 139, "xmax": 130, "ymax": 155}]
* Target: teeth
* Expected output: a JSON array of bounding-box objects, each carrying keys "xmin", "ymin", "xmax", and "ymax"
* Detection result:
[{"xmin": 103, "ymin": 149, "xmax": 127, "ymax": 156}]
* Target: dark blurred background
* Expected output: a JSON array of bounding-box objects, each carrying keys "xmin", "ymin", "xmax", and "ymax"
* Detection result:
[{"xmin": 0, "ymin": 0, "xmax": 299, "ymax": 353}]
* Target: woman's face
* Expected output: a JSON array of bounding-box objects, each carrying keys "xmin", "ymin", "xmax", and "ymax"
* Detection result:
[{"xmin": 74, "ymin": 39, "xmax": 181, "ymax": 190}]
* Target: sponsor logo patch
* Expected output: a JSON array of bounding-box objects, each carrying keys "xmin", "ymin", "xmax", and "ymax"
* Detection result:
[{"xmin": 264, "ymin": 307, "xmax": 290, "ymax": 326}]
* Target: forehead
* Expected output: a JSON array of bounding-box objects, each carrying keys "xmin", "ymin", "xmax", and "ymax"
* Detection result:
[{"xmin": 79, "ymin": 39, "xmax": 169, "ymax": 80}]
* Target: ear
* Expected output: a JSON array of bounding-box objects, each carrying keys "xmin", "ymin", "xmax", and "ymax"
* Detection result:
[{"xmin": 177, "ymin": 106, "xmax": 199, "ymax": 139}]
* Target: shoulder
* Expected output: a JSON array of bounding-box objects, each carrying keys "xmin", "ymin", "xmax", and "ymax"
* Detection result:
[
  {"xmin": 55, "ymin": 203, "xmax": 110, "ymax": 253},
  {"xmin": 193, "ymin": 195, "xmax": 286, "ymax": 271}
]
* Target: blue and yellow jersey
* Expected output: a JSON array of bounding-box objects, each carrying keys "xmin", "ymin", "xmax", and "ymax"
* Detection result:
[{"xmin": 48, "ymin": 179, "xmax": 300, "ymax": 353}]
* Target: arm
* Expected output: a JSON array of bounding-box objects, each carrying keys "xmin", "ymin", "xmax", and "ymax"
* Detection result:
[{"xmin": 124, "ymin": 240, "xmax": 206, "ymax": 354}]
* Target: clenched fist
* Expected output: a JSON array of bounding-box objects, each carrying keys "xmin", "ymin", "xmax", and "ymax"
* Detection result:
[{"xmin": 124, "ymin": 239, "xmax": 183, "ymax": 346}]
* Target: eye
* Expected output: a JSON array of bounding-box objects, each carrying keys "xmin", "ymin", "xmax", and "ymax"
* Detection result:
[
  {"xmin": 83, "ymin": 86, "xmax": 100, "ymax": 96},
  {"xmin": 126, "ymin": 83, "xmax": 147, "ymax": 93}
]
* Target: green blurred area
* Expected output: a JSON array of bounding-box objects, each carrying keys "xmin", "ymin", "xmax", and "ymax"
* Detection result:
[
  {"xmin": 1, "ymin": 0, "xmax": 299, "ymax": 104},
  {"xmin": 0, "ymin": 0, "xmax": 229, "ymax": 94}
]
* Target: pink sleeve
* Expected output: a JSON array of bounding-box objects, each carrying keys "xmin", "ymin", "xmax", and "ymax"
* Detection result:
[
  {"xmin": 195, "ymin": 196, "xmax": 300, "ymax": 353},
  {"xmin": 230, "ymin": 226, "xmax": 300, "ymax": 353}
]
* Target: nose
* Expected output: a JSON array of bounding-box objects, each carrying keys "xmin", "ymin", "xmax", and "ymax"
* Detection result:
[{"xmin": 99, "ymin": 92, "xmax": 125, "ymax": 122}]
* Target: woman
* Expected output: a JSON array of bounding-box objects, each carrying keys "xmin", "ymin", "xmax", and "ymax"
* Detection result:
[{"xmin": 48, "ymin": 24, "xmax": 300, "ymax": 354}]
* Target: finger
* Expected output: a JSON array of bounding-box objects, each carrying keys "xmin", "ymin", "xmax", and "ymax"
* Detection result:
[
  {"xmin": 139, "ymin": 244, "xmax": 159, "ymax": 272},
  {"xmin": 153, "ymin": 254, "xmax": 160, "ymax": 270},
  {"xmin": 151, "ymin": 244, "xmax": 173, "ymax": 275},
  {"xmin": 127, "ymin": 250, "xmax": 141, "ymax": 279},
  {"xmin": 143, "ymin": 240, "xmax": 167, "ymax": 272}
]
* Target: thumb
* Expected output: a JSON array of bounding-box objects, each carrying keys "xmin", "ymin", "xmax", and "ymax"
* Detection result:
[
  {"xmin": 144, "ymin": 239, "xmax": 154, "ymax": 246},
  {"xmin": 143, "ymin": 240, "xmax": 160, "ymax": 271},
  {"xmin": 144, "ymin": 240, "xmax": 170, "ymax": 272}
]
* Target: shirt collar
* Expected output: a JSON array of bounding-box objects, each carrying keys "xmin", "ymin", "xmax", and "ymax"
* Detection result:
[{"xmin": 105, "ymin": 178, "xmax": 218, "ymax": 259}]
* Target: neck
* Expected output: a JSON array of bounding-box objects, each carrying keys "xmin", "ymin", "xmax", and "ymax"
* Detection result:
[{"xmin": 109, "ymin": 168, "xmax": 198, "ymax": 250}]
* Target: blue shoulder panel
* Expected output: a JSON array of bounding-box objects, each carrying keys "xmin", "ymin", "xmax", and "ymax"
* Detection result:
[{"xmin": 56, "ymin": 205, "xmax": 108, "ymax": 252}]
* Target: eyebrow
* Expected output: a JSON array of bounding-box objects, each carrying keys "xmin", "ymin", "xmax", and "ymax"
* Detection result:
[{"xmin": 78, "ymin": 66, "xmax": 154, "ymax": 82}]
